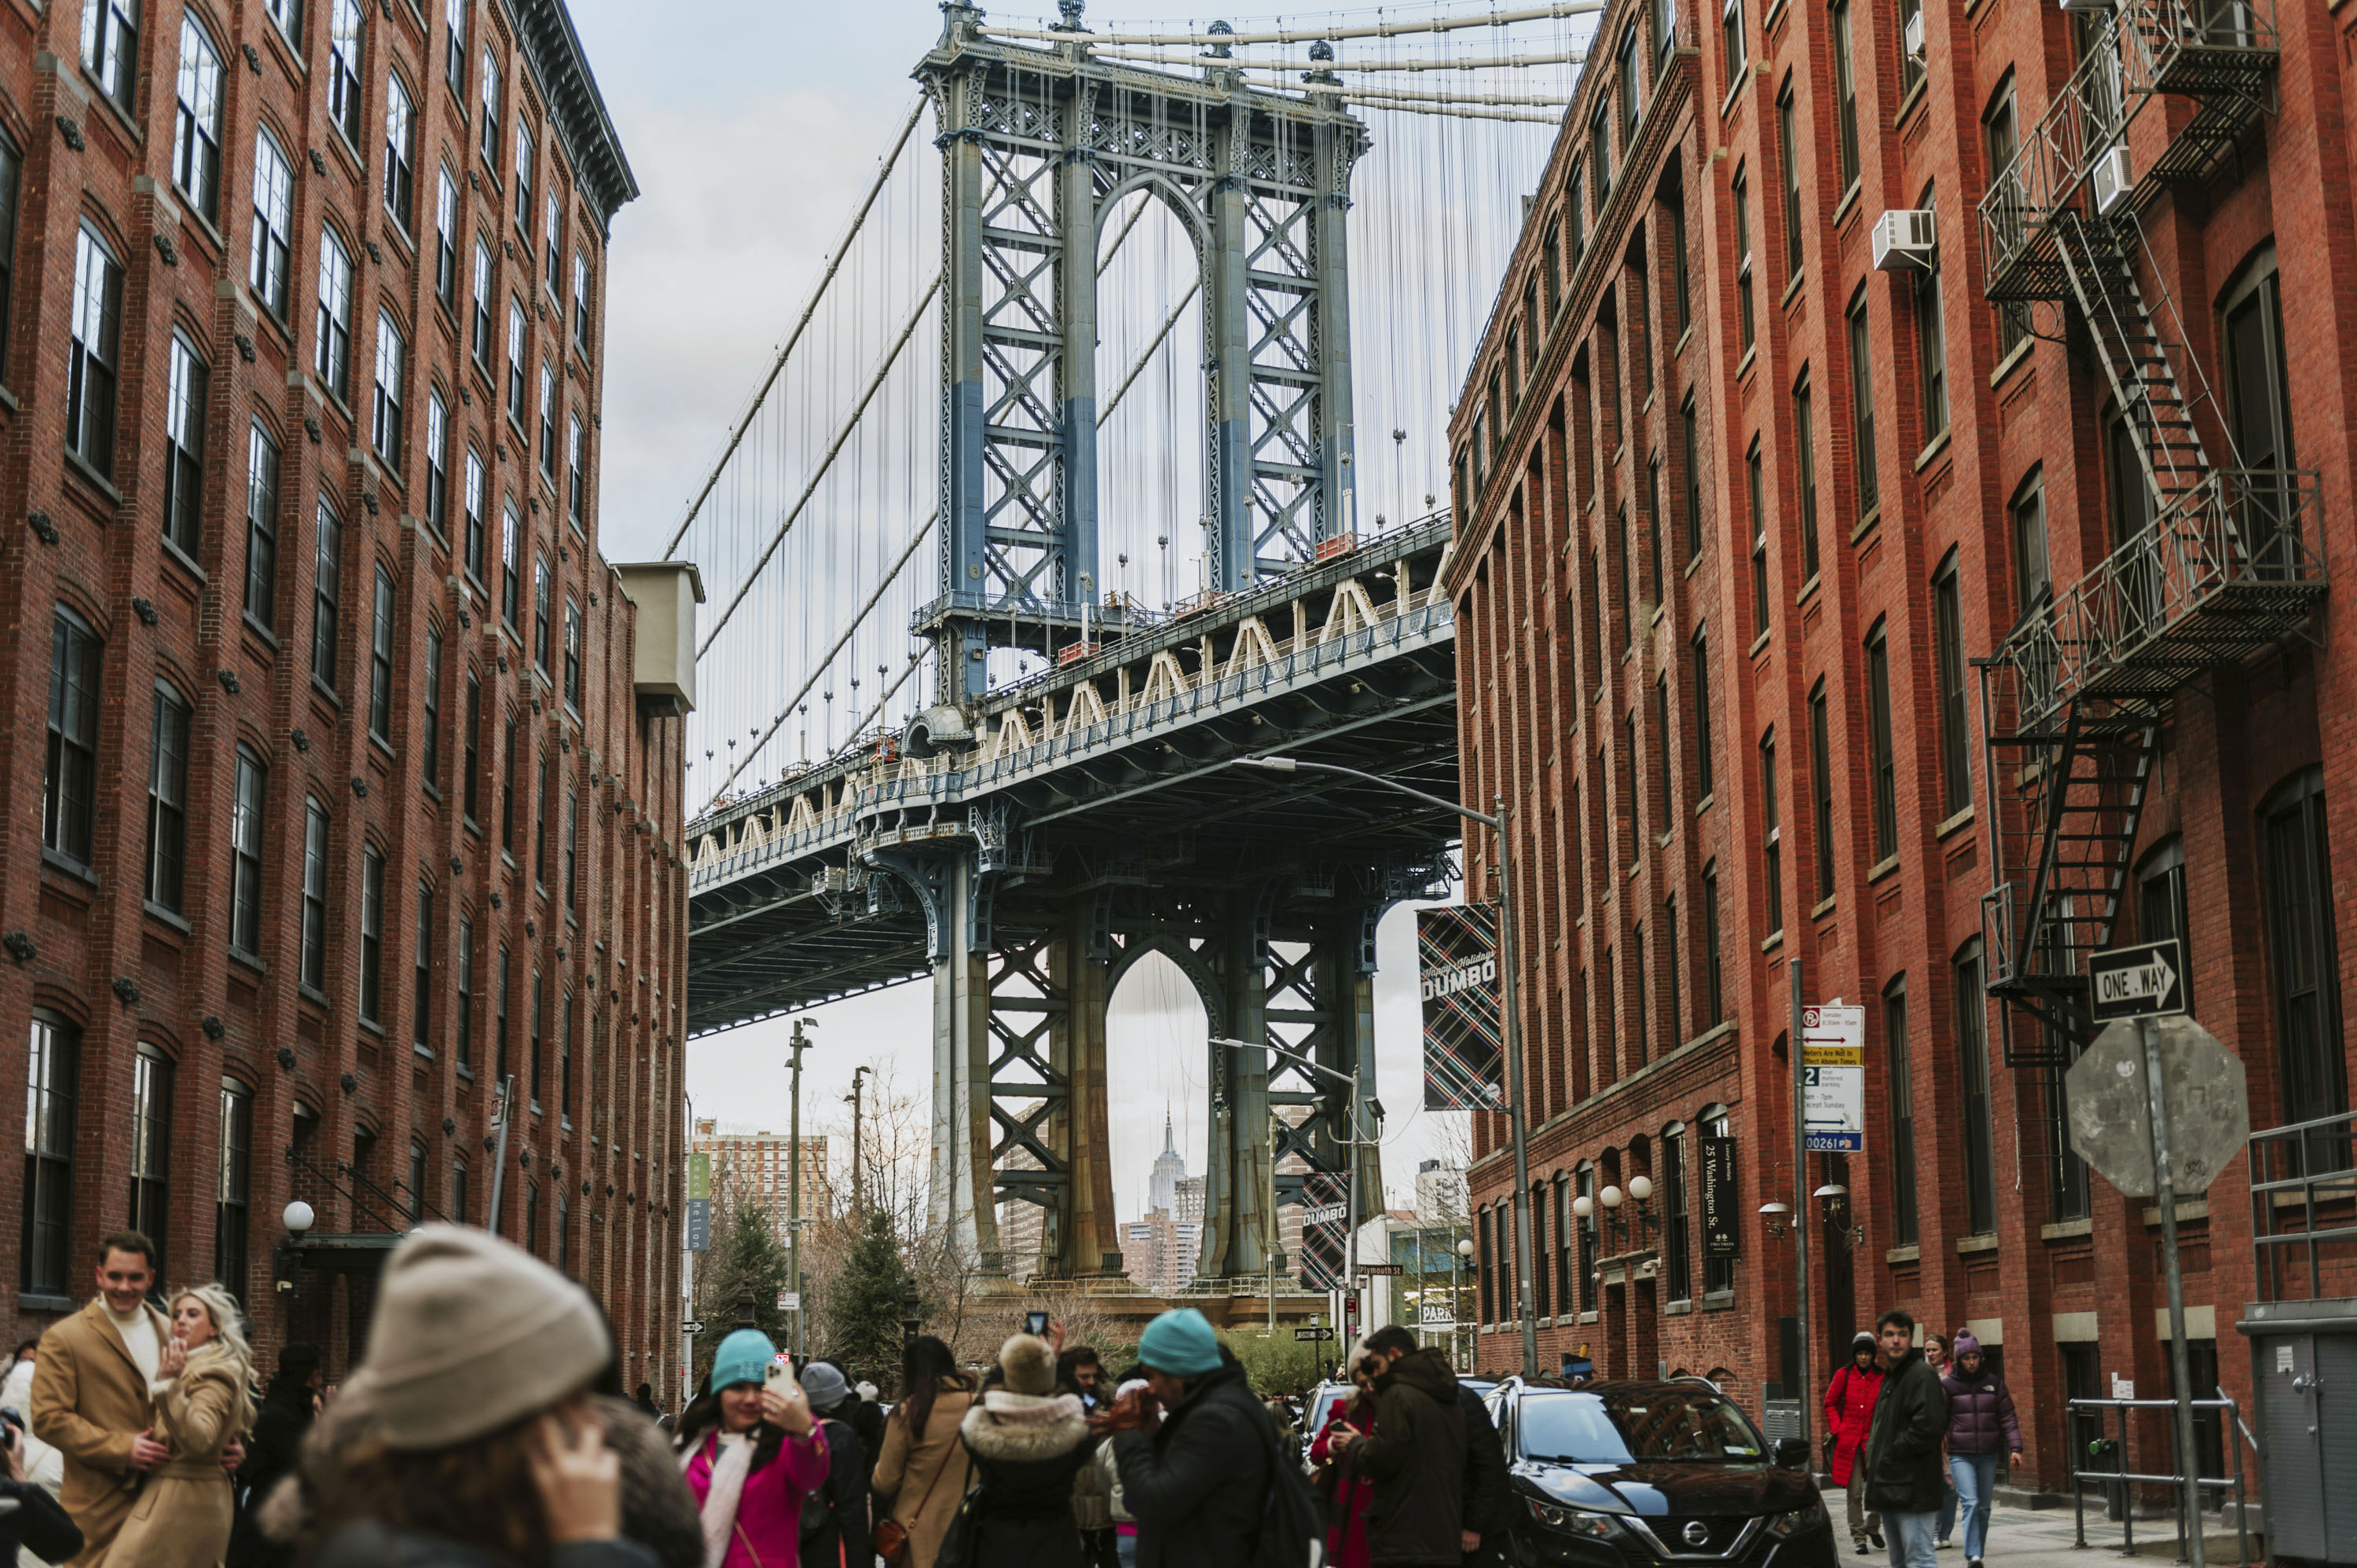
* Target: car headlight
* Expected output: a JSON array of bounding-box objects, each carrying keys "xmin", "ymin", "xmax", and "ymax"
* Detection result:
[
  {"xmin": 1527, "ymin": 1499, "xmax": 1625, "ymax": 1538},
  {"xmin": 1765, "ymin": 1497, "xmax": 1830, "ymax": 1539}
]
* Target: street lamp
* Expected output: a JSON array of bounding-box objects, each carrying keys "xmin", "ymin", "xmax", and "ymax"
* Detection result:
[
  {"xmin": 1210, "ymin": 1035, "xmax": 1378, "ymax": 1333},
  {"xmin": 1233, "ymin": 753, "xmax": 1539, "ymax": 1380},
  {"xmin": 1456, "ymin": 1236, "xmax": 1475, "ymax": 1372}
]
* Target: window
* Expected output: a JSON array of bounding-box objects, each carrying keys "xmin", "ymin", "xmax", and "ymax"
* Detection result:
[
  {"xmin": 456, "ymin": 916, "xmax": 476, "ymax": 1068},
  {"xmin": 1554, "ymin": 1181, "xmax": 1572, "ymax": 1313},
  {"xmin": 507, "ymin": 299, "xmax": 528, "ymax": 422},
  {"xmin": 544, "ymin": 193, "xmax": 562, "ymax": 298},
  {"xmin": 1848, "ymin": 288, "xmax": 1878, "ymax": 515},
  {"xmin": 530, "ymin": 970, "xmax": 544, "ymax": 1101},
  {"xmin": 2263, "ymin": 770, "xmax": 2344, "ymax": 1126},
  {"xmin": 558, "ymin": 1191, "xmax": 570, "ymax": 1272},
  {"xmin": 359, "ymin": 845, "xmax": 385, "ymax": 1024},
  {"xmin": 500, "ymin": 717, "xmax": 518, "ymax": 852},
  {"xmin": 1809, "ymin": 683, "xmax": 1835, "ymax": 900},
  {"xmin": 1760, "ymin": 731, "xmax": 1783, "ymax": 936},
  {"xmin": 1987, "ymin": 89, "xmax": 2026, "ymax": 357},
  {"xmin": 146, "ymin": 683, "xmax": 191, "ymax": 913},
  {"xmin": 495, "ymin": 944, "xmax": 511, "ymax": 1079},
  {"xmin": 425, "ymin": 390, "xmax": 449, "ymax": 538},
  {"xmin": 173, "ymin": 16, "xmax": 224, "ymax": 221},
  {"xmin": 1915, "ymin": 220, "xmax": 1949, "ymax": 441},
  {"xmin": 1478, "ymin": 1209, "xmax": 1494, "ymax": 1324},
  {"xmin": 562, "ymin": 786, "xmax": 577, "ymax": 910},
  {"xmin": 2223, "ymin": 262, "xmax": 2297, "ymax": 567},
  {"xmin": 1721, "ymin": 0, "xmax": 1745, "ymax": 82},
  {"xmin": 465, "ymin": 448, "xmax": 488, "ymax": 581},
  {"xmin": 1900, "ymin": 0, "xmax": 1924, "ymax": 94},
  {"xmin": 534, "ymin": 551, "xmax": 552, "ymax": 672},
  {"xmin": 81, "ymin": 0, "xmax": 139, "ymax": 116},
  {"xmin": 1633, "ymin": 923, "xmax": 1651, "ymax": 1068},
  {"xmin": 1885, "ymin": 977, "xmax": 1917, "ymax": 1243},
  {"xmin": 161, "ymin": 335, "xmax": 207, "ymax": 555},
  {"xmin": 501, "ymin": 504, "xmax": 522, "ymax": 631},
  {"xmin": 215, "ymin": 1077, "xmax": 251, "ymax": 1291},
  {"xmin": 372, "ymin": 310, "xmax": 405, "ymax": 463},
  {"xmin": 559, "ymin": 991, "xmax": 574, "ymax": 1115},
  {"xmin": 463, "ymin": 674, "xmax": 482, "ymax": 822},
  {"xmin": 1692, "ymin": 626, "xmax": 1714, "ymax": 798},
  {"xmin": 1656, "ymin": 0, "xmax": 1677, "ymax": 53},
  {"xmin": 316, "ymin": 226, "xmax": 354, "ymax": 401},
  {"xmin": 381, "ymin": 73, "xmax": 417, "ymax": 229},
  {"xmin": 567, "ymin": 416, "xmax": 586, "ymax": 528},
  {"xmin": 1670, "ymin": 189, "xmax": 1691, "ymax": 333},
  {"xmin": 22, "ymin": 1014, "xmax": 78, "ymax": 1295},
  {"xmin": 1777, "ymin": 83, "xmax": 1802, "ymax": 280},
  {"xmin": 526, "ymin": 1183, "xmax": 541, "ymax": 1255},
  {"xmin": 563, "ymin": 597, "xmax": 582, "ymax": 708},
  {"xmin": 1576, "ymin": 1165, "xmax": 1598, "ymax": 1313},
  {"xmin": 1867, "ymin": 627, "xmax": 1898, "ymax": 860},
  {"xmin": 572, "ymin": 250, "xmax": 592, "ymax": 351},
  {"xmin": 328, "ymin": 0, "xmax": 365, "ymax": 148},
  {"xmin": 444, "ymin": 0, "xmax": 466, "ymax": 92},
  {"xmin": 451, "ymin": 1161, "xmax": 469, "ymax": 1225},
  {"xmin": 1616, "ymin": 507, "xmax": 1634, "ymax": 653},
  {"xmin": 1645, "ymin": 455, "xmax": 1664, "ymax": 593},
  {"xmin": 2013, "ymin": 472, "xmax": 2051, "ymax": 619},
  {"xmin": 471, "ymin": 238, "xmax": 495, "ymax": 369},
  {"xmin": 435, "ymin": 167, "xmax": 460, "ymax": 310},
  {"xmin": 369, "ymin": 565, "xmax": 395, "ymax": 742},
  {"xmin": 1655, "ymin": 675, "xmax": 1674, "ymax": 822},
  {"xmin": 1934, "ymin": 555, "xmax": 1970, "ymax": 815},
  {"xmin": 1955, "ymin": 940, "xmax": 1997, "ymax": 1233},
  {"xmin": 539, "ymin": 364, "xmax": 557, "ymax": 478},
  {"xmin": 230, "ymin": 748, "xmax": 266, "ymax": 956},
  {"xmin": 1681, "ymin": 397, "xmax": 1702, "ymax": 559},
  {"xmin": 244, "ymin": 423, "xmax": 283, "ymax": 628},
  {"xmin": 129, "ymin": 1046, "xmax": 172, "ymax": 1273},
  {"xmin": 1567, "ymin": 167, "xmax": 1585, "ymax": 261},
  {"xmin": 1732, "ymin": 167, "xmax": 1754, "ymax": 353},
  {"xmin": 514, "ymin": 119, "xmax": 535, "ymax": 234},
  {"xmin": 0, "ymin": 137, "xmax": 20, "ymax": 376},
  {"xmin": 1794, "ymin": 374, "xmax": 1818, "ymax": 581},
  {"xmin": 312, "ymin": 498, "xmax": 343, "ymax": 689},
  {"xmin": 413, "ymin": 885, "xmax": 434, "ymax": 1046},
  {"xmin": 301, "ymin": 800, "xmax": 328, "ymax": 991},
  {"xmin": 534, "ymin": 751, "xmax": 552, "ymax": 886},
  {"xmin": 1591, "ymin": 103, "xmax": 1613, "ymax": 208},
  {"xmin": 1531, "ymin": 1182, "xmax": 1551, "ymax": 1317},
  {"xmin": 45, "ymin": 609, "xmax": 101, "ymax": 865},
  {"xmin": 1833, "ymin": 0, "xmax": 1860, "ymax": 191},
  {"xmin": 1622, "ymin": 26, "xmax": 1644, "ymax": 137},
  {"xmin": 67, "ymin": 226, "xmax": 123, "ymax": 476},
  {"xmin": 2138, "ymin": 837, "xmax": 2191, "ymax": 1006},
  {"xmin": 251, "ymin": 131, "xmax": 294, "ymax": 317},
  {"xmin": 1662, "ymin": 1126, "xmax": 1692, "ymax": 1300},
  {"xmin": 423, "ymin": 627, "xmax": 443, "ymax": 784},
  {"xmin": 264, "ymin": 0, "xmax": 301, "ymax": 46},
  {"xmin": 409, "ymin": 1141, "xmax": 427, "ymax": 1221},
  {"xmin": 1747, "ymin": 444, "xmax": 1769, "ymax": 638},
  {"xmin": 1703, "ymin": 863, "xmax": 1724, "ymax": 1024},
  {"xmin": 479, "ymin": 50, "xmax": 500, "ymax": 164}
]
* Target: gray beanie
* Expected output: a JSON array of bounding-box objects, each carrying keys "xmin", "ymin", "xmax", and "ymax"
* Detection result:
[
  {"xmin": 345, "ymin": 1224, "xmax": 610, "ymax": 1451},
  {"xmin": 800, "ymin": 1361, "xmax": 850, "ymax": 1414}
]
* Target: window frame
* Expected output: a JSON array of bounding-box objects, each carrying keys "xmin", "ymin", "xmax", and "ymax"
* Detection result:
[
  {"xmin": 327, "ymin": 0, "xmax": 366, "ymax": 150},
  {"xmin": 359, "ymin": 843, "xmax": 386, "ymax": 1024},
  {"xmin": 45, "ymin": 607, "xmax": 102, "ymax": 866},
  {"xmin": 231, "ymin": 746, "xmax": 266, "ymax": 958},
  {"xmin": 312, "ymin": 497, "xmax": 343, "ymax": 692},
  {"xmin": 369, "ymin": 564, "xmax": 396, "ymax": 742},
  {"xmin": 372, "ymin": 309, "xmax": 405, "ymax": 464},
  {"xmin": 67, "ymin": 225, "xmax": 124, "ymax": 478},
  {"xmin": 250, "ymin": 130, "xmax": 295, "ymax": 319},
  {"xmin": 172, "ymin": 13, "xmax": 225, "ymax": 222},
  {"xmin": 21, "ymin": 1012, "xmax": 79, "ymax": 1297},
  {"xmin": 316, "ymin": 225, "xmax": 355, "ymax": 403},
  {"xmin": 161, "ymin": 333, "xmax": 208, "ymax": 556},
  {"xmin": 301, "ymin": 798, "xmax": 329, "ymax": 992},
  {"xmin": 82, "ymin": 0, "xmax": 141, "ymax": 118},
  {"xmin": 145, "ymin": 682, "xmax": 192, "ymax": 914}
]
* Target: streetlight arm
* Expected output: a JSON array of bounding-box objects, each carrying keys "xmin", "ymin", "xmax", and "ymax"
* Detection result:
[
  {"xmin": 1210, "ymin": 1035, "xmax": 1353, "ymax": 1090},
  {"xmin": 1233, "ymin": 757, "xmax": 1498, "ymax": 831}
]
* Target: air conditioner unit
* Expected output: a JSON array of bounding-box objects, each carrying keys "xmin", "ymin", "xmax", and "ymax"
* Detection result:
[
  {"xmin": 1871, "ymin": 208, "xmax": 1937, "ymax": 272},
  {"xmin": 2091, "ymin": 145, "xmax": 2133, "ymax": 213},
  {"xmin": 1903, "ymin": 8, "xmax": 1925, "ymax": 55}
]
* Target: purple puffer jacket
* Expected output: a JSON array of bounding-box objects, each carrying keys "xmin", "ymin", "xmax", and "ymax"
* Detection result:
[{"xmin": 1941, "ymin": 1334, "xmax": 2022, "ymax": 1456}]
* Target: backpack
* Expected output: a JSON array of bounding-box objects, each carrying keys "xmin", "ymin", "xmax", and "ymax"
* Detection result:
[{"xmin": 1247, "ymin": 1391, "xmax": 1329, "ymax": 1568}]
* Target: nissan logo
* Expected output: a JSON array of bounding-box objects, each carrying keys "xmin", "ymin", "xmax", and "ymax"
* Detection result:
[{"xmin": 1681, "ymin": 1522, "xmax": 1712, "ymax": 1548}]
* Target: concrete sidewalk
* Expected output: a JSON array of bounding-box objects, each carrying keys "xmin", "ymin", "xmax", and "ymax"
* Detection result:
[{"xmin": 1821, "ymin": 1488, "xmax": 2260, "ymax": 1568}]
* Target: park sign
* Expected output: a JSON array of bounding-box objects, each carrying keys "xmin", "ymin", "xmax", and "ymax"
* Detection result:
[
  {"xmin": 2089, "ymin": 938, "xmax": 2187, "ymax": 1021},
  {"xmin": 1800, "ymin": 1005, "xmax": 1867, "ymax": 1153},
  {"xmin": 2065, "ymin": 1013, "xmax": 2248, "ymax": 1197}
]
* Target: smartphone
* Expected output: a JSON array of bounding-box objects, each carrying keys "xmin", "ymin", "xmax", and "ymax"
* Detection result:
[
  {"xmin": 764, "ymin": 1354, "xmax": 800, "ymax": 1394},
  {"xmin": 1025, "ymin": 1310, "xmax": 1050, "ymax": 1337}
]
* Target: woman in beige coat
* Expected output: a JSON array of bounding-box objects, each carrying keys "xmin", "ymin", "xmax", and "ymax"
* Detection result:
[
  {"xmin": 104, "ymin": 1284, "xmax": 252, "ymax": 1568},
  {"xmin": 871, "ymin": 1335, "xmax": 978, "ymax": 1568}
]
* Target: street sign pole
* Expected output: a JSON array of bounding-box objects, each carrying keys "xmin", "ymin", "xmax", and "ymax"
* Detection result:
[
  {"xmin": 1789, "ymin": 955, "xmax": 1812, "ymax": 1462},
  {"xmin": 2140, "ymin": 1013, "xmax": 2206, "ymax": 1568}
]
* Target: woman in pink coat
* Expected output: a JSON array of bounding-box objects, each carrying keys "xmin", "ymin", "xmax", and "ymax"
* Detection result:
[
  {"xmin": 1823, "ymin": 1332, "xmax": 1886, "ymax": 1555},
  {"xmin": 674, "ymin": 1330, "xmax": 831, "ymax": 1568}
]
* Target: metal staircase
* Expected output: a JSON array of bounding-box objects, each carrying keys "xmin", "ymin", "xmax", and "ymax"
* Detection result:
[{"xmin": 1974, "ymin": 0, "xmax": 2325, "ymax": 1059}]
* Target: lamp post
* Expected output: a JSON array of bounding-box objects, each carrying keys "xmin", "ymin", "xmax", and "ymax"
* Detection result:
[
  {"xmin": 1233, "ymin": 755, "xmax": 1538, "ymax": 1380},
  {"xmin": 1455, "ymin": 1236, "xmax": 1475, "ymax": 1371}
]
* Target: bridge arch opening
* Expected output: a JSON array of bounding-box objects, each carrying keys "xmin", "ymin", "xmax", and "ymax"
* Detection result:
[{"xmin": 1094, "ymin": 186, "xmax": 1207, "ymax": 615}]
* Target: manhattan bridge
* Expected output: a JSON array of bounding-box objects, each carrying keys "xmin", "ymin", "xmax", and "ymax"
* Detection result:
[{"xmin": 671, "ymin": 0, "xmax": 1589, "ymax": 1299}]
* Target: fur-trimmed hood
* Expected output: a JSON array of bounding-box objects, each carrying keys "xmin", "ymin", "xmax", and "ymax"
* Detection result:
[{"xmin": 959, "ymin": 1388, "xmax": 1087, "ymax": 1462}]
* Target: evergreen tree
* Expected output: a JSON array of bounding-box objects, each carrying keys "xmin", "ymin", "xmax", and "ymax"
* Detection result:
[
  {"xmin": 693, "ymin": 1193, "xmax": 793, "ymax": 1388},
  {"xmin": 827, "ymin": 1205, "xmax": 915, "ymax": 1389}
]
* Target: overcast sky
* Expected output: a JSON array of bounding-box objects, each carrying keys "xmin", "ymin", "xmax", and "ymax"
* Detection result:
[{"xmin": 565, "ymin": 0, "xmax": 1572, "ymax": 1222}]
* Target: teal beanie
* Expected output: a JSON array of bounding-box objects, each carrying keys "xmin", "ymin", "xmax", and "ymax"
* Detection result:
[
  {"xmin": 1138, "ymin": 1308, "xmax": 1223, "ymax": 1377},
  {"xmin": 710, "ymin": 1328, "xmax": 778, "ymax": 1392}
]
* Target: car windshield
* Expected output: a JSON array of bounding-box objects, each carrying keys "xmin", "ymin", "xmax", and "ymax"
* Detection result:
[
  {"xmin": 1308, "ymin": 1385, "xmax": 1351, "ymax": 1434},
  {"xmin": 1517, "ymin": 1389, "xmax": 1767, "ymax": 1464}
]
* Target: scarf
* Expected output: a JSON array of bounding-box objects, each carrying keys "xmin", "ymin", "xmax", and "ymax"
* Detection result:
[{"xmin": 680, "ymin": 1429, "xmax": 755, "ymax": 1568}]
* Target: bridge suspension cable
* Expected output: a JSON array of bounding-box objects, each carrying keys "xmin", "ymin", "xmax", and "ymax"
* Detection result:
[
  {"xmin": 1266, "ymin": 81, "xmax": 1576, "ymax": 106},
  {"xmin": 662, "ymin": 97, "xmax": 927, "ymax": 562},
  {"xmin": 977, "ymin": 2, "xmax": 1601, "ymax": 46},
  {"xmin": 1332, "ymin": 97, "xmax": 1569, "ymax": 122},
  {"xmin": 1081, "ymin": 45, "xmax": 1588, "ymax": 71}
]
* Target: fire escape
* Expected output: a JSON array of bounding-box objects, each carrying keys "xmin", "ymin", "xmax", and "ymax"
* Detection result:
[{"xmin": 1974, "ymin": 0, "xmax": 2325, "ymax": 1057}]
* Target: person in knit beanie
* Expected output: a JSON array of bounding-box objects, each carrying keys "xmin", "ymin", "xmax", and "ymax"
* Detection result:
[
  {"xmin": 670, "ymin": 1330, "xmax": 829, "ymax": 1568},
  {"xmin": 285, "ymin": 1223, "xmax": 673, "ymax": 1568},
  {"xmin": 957, "ymin": 1332, "xmax": 1095, "ymax": 1568},
  {"xmin": 1307, "ymin": 1335, "xmax": 1382, "ymax": 1568}
]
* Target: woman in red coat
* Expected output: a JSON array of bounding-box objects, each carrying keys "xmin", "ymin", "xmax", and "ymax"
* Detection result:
[
  {"xmin": 1824, "ymin": 1331, "xmax": 1886, "ymax": 1555},
  {"xmin": 1309, "ymin": 1359, "xmax": 1380, "ymax": 1568}
]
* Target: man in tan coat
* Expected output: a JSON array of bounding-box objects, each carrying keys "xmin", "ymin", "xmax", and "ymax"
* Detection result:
[{"xmin": 30, "ymin": 1232, "xmax": 174, "ymax": 1568}]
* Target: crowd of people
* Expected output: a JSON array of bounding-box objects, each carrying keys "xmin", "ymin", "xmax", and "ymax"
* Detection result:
[
  {"xmin": 0, "ymin": 1227, "xmax": 1532, "ymax": 1568},
  {"xmin": 1826, "ymin": 1311, "xmax": 2023, "ymax": 1568}
]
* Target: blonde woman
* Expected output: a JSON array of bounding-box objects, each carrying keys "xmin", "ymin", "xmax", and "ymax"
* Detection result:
[{"xmin": 104, "ymin": 1284, "xmax": 254, "ymax": 1568}]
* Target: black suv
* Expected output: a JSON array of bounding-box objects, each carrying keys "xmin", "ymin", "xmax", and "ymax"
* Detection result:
[{"xmin": 1484, "ymin": 1378, "xmax": 1835, "ymax": 1568}]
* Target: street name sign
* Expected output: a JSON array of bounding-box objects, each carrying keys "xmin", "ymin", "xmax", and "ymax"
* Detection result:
[
  {"xmin": 1359, "ymin": 1263, "xmax": 1405, "ymax": 1277},
  {"xmin": 2089, "ymin": 938, "xmax": 2187, "ymax": 1022}
]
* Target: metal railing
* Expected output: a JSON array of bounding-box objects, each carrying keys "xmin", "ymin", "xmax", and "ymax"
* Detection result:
[
  {"xmin": 1984, "ymin": 467, "xmax": 2324, "ymax": 729},
  {"xmin": 2069, "ymin": 1395, "xmax": 2252, "ymax": 1564},
  {"xmin": 2249, "ymin": 1108, "xmax": 2357, "ymax": 1304}
]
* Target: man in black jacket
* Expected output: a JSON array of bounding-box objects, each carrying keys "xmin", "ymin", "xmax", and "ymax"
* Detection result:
[
  {"xmin": 1330, "ymin": 1326, "xmax": 1467, "ymax": 1567},
  {"xmin": 1108, "ymin": 1310, "xmax": 1272, "ymax": 1568},
  {"xmin": 1457, "ymin": 1381, "xmax": 1510, "ymax": 1566},
  {"xmin": 1860, "ymin": 1310, "xmax": 1948, "ymax": 1568}
]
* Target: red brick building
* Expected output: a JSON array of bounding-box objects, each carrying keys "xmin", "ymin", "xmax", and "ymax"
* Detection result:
[
  {"xmin": 1447, "ymin": 0, "xmax": 2348, "ymax": 1493},
  {"xmin": 0, "ymin": 0, "xmax": 696, "ymax": 1394}
]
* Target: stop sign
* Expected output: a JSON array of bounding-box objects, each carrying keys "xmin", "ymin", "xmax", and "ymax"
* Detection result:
[{"xmin": 2064, "ymin": 1017, "xmax": 2249, "ymax": 1198}]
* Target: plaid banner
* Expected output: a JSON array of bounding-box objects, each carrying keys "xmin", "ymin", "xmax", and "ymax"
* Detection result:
[
  {"xmin": 1420, "ymin": 903, "xmax": 1503, "ymax": 1111},
  {"xmin": 1296, "ymin": 1168, "xmax": 1349, "ymax": 1290}
]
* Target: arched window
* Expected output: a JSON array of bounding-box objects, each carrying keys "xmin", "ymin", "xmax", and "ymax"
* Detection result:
[
  {"xmin": 173, "ymin": 15, "xmax": 225, "ymax": 219},
  {"xmin": 130, "ymin": 1044, "xmax": 174, "ymax": 1278},
  {"xmin": 22, "ymin": 1013, "xmax": 80, "ymax": 1297},
  {"xmin": 2261, "ymin": 768, "xmax": 2344, "ymax": 1130}
]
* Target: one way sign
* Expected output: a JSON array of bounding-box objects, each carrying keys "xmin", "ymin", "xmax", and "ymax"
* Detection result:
[{"xmin": 2089, "ymin": 938, "xmax": 2186, "ymax": 1021}]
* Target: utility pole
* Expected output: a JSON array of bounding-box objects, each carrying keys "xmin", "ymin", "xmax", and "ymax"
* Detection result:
[
  {"xmin": 1789, "ymin": 955, "xmax": 1813, "ymax": 1457},
  {"xmin": 2141, "ymin": 1013, "xmax": 2207, "ymax": 1568},
  {"xmin": 848, "ymin": 1064, "xmax": 870, "ymax": 1213},
  {"xmin": 788, "ymin": 1018, "xmax": 812, "ymax": 1357}
]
